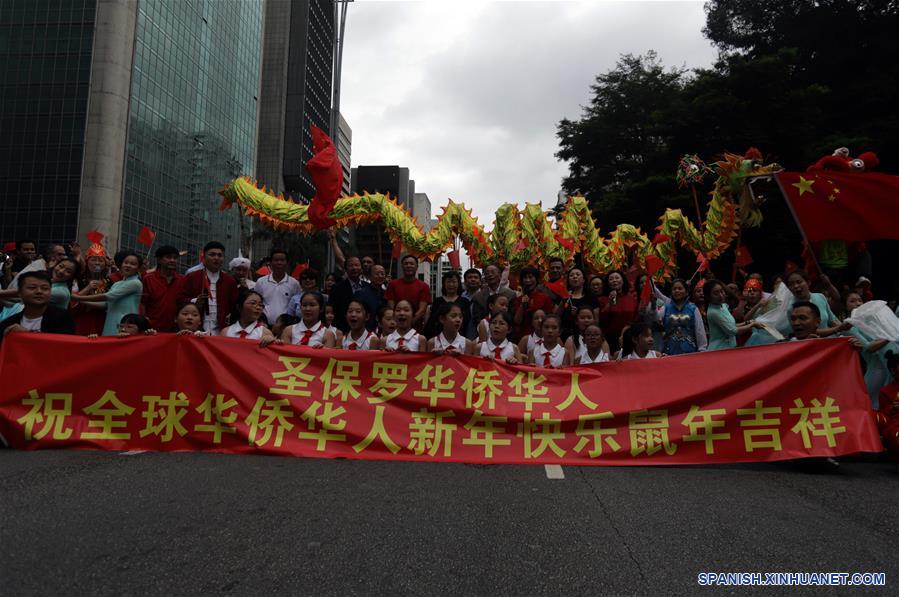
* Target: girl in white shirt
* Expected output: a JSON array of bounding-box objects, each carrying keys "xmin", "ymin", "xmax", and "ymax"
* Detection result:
[
  {"xmin": 618, "ymin": 322, "xmax": 661, "ymax": 360},
  {"xmin": 530, "ymin": 314, "xmax": 566, "ymax": 368},
  {"xmin": 336, "ymin": 299, "xmax": 374, "ymax": 350},
  {"xmin": 372, "ymin": 299, "xmax": 424, "ymax": 352},
  {"xmin": 564, "ymin": 305, "xmax": 610, "ymax": 365},
  {"xmin": 576, "ymin": 324, "xmax": 610, "ymax": 364},
  {"xmin": 477, "ymin": 293, "xmax": 510, "ymax": 342},
  {"xmin": 518, "ymin": 308, "xmax": 546, "ymax": 358},
  {"xmin": 428, "ymin": 302, "xmax": 475, "ymax": 355},
  {"xmin": 478, "ymin": 311, "xmax": 521, "ymax": 364},
  {"xmin": 221, "ymin": 290, "xmax": 278, "ymax": 346},
  {"xmin": 281, "ymin": 292, "xmax": 335, "ymax": 348}
]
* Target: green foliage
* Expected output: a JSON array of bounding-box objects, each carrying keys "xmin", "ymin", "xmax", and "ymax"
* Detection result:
[{"xmin": 556, "ymin": 0, "xmax": 899, "ymax": 273}]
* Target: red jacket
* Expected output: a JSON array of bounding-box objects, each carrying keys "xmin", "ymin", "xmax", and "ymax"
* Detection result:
[
  {"xmin": 177, "ymin": 269, "xmax": 239, "ymax": 330},
  {"xmin": 142, "ymin": 270, "xmax": 184, "ymax": 332}
]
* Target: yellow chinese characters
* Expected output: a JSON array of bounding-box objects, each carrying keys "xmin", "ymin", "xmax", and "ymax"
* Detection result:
[
  {"xmin": 298, "ymin": 401, "xmax": 347, "ymax": 450},
  {"xmin": 790, "ymin": 397, "xmax": 845, "ymax": 448},
  {"xmin": 413, "ymin": 364, "xmax": 456, "ymax": 407},
  {"xmin": 368, "ymin": 362, "xmax": 408, "ymax": 404},
  {"xmin": 17, "ymin": 389, "xmax": 73, "ymax": 441},
  {"xmin": 270, "ymin": 356, "xmax": 314, "ymax": 397},
  {"xmin": 195, "ymin": 393, "xmax": 238, "ymax": 444},
  {"xmin": 320, "ymin": 359, "xmax": 362, "ymax": 402},
  {"xmin": 82, "ymin": 390, "xmax": 134, "ymax": 440},
  {"xmin": 140, "ymin": 392, "xmax": 189, "ymax": 442},
  {"xmin": 461, "ymin": 368, "xmax": 502, "ymax": 410},
  {"xmin": 408, "ymin": 409, "xmax": 457, "ymax": 456}
]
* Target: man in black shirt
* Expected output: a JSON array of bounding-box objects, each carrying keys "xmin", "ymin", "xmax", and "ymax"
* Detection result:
[{"xmin": 0, "ymin": 271, "xmax": 75, "ymax": 341}]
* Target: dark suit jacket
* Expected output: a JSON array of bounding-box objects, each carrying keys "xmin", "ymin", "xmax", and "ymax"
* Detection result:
[
  {"xmin": 470, "ymin": 285, "xmax": 518, "ymax": 326},
  {"xmin": 176, "ymin": 269, "xmax": 239, "ymax": 330},
  {"xmin": 0, "ymin": 305, "xmax": 76, "ymax": 341},
  {"xmin": 329, "ymin": 277, "xmax": 370, "ymax": 333}
]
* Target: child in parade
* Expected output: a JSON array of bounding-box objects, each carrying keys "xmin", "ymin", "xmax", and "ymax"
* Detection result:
[
  {"xmin": 564, "ymin": 305, "xmax": 609, "ymax": 364},
  {"xmin": 478, "ymin": 293, "xmax": 510, "ymax": 342},
  {"xmin": 221, "ymin": 290, "xmax": 278, "ymax": 346},
  {"xmin": 270, "ymin": 313, "xmax": 298, "ymax": 340},
  {"xmin": 281, "ymin": 291, "xmax": 336, "ymax": 348},
  {"xmin": 530, "ymin": 314, "xmax": 565, "ymax": 368},
  {"xmin": 428, "ymin": 302, "xmax": 476, "ymax": 355},
  {"xmin": 324, "ymin": 304, "xmax": 336, "ymax": 330},
  {"xmin": 618, "ymin": 322, "xmax": 661, "ymax": 360},
  {"xmin": 375, "ymin": 305, "xmax": 396, "ymax": 339},
  {"xmin": 336, "ymin": 300, "xmax": 375, "ymax": 350},
  {"xmin": 478, "ymin": 311, "xmax": 521, "ymax": 364},
  {"xmin": 576, "ymin": 324, "xmax": 610, "ymax": 364},
  {"xmin": 175, "ymin": 303, "xmax": 207, "ymax": 336},
  {"xmin": 372, "ymin": 299, "xmax": 425, "ymax": 352},
  {"xmin": 518, "ymin": 308, "xmax": 545, "ymax": 358},
  {"xmin": 88, "ymin": 313, "xmax": 156, "ymax": 339}
]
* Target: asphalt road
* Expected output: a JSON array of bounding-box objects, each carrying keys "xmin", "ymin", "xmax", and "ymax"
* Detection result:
[{"xmin": 1, "ymin": 450, "xmax": 896, "ymax": 596}]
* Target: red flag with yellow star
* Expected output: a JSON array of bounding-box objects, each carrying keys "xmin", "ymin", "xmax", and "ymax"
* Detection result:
[{"xmin": 776, "ymin": 171, "xmax": 899, "ymax": 242}]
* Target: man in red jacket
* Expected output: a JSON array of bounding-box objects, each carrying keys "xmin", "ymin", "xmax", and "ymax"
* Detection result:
[
  {"xmin": 142, "ymin": 245, "xmax": 183, "ymax": 332},
  {"xmin": 177, "ymin": 241, "xmax": 238, "ymax": 334}
]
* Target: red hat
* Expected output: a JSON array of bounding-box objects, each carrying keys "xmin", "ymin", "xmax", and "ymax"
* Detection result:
[
  {"xmin": 86, "ymin": 243, "xmax": 107, "ymax": 258},
  {"xmin": 744, "ymin": 279, "xmax": 763, "ymax": 292}
]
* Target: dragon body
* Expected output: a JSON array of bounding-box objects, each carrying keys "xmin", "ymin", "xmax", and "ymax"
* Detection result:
[{"xmin": 219, "ymin": 152, "xmax": 779, "ymax": 280}]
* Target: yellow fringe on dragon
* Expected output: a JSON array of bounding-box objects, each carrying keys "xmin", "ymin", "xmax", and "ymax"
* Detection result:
[{"xmin": 219, "ymin": 152, "xmax": 779, "ymax": 281}]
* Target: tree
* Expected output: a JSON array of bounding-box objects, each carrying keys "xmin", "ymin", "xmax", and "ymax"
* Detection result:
[
  {"xmin": 556, "ymin": 53, "xmax": 691, "ymax": 232},
  {"xmin": 556, "ymin": 1, "xmax": 899, "ymax": 277}
]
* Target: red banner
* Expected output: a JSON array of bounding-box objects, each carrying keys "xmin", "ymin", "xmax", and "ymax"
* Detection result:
[{"xmin": 0, "ymin": 335, "xmax": 881, "ymax": 465}]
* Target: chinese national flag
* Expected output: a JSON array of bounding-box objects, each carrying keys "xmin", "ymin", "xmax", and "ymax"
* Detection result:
[
  {"xmin": 306, "ymin": 125, "xmax": 343, "ymax": 230},
  {"xmin": 734, "ymin": 245, "xmax": 753, "ymax": 268},
  {"xmin": 137, "ymin": 225, "xmax": 156, "ymax": 247},
  {"xmin": 776, "ymin": 171, "xmax": 899, "ymax": 242},
  {"xmin": 391, "ymin": 241, "xmax": 403, "ymax": 260}
]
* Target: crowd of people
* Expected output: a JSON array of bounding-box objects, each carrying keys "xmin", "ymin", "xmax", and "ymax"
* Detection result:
[{"xmin": 2, "ymin": 237, "xmax": 899, "ymax": 423}]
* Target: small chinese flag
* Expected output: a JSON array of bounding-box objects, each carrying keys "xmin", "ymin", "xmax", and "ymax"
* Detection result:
[
  {"xmin": 696, "ymin": 252, "xmax": 710, "ymax": 273},
  {"xmin": 255, "ymin": 265, "xmax": 272, "ymax": 276},
  {"xmin": 86, "ymin": 229, "xmax": 105, "ymax": 244},
  {"xmin": 137, "ymin": 225, "xmax": 156, "ymax": 247},
  {"xmin": 734, "ymin": 244, "xmax": 753, "ymax": 268},
  {"xmin": 391, "ymin": 241, "xmax": 403, "ymax": 260},
  {"xmin": 291, "ymin": 262, "xmax": 309, "ymax": 279}
]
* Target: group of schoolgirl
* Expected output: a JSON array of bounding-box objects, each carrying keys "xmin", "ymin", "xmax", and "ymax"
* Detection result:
[{"xmin": 105, "ymin": 285, "xmax": 657, "ymax": 369}]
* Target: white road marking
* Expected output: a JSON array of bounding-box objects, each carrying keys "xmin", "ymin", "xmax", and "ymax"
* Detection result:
[
  {"xmin": 120, "ymin": 450, "xmax": 147, "ymax": 456},
  {"xmin": 544, "ymin": 464, "xmax": 565, "ymax": 479}
]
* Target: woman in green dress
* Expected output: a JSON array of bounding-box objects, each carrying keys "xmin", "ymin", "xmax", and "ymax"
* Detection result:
[{"xmin": 705, "ymin": 279, "xmax": 760, "ymax": 350}]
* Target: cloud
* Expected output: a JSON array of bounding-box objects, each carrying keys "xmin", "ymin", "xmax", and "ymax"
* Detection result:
[{"xmin": 341, "ymin": 0, "xmax": 718, "ymax": 228}]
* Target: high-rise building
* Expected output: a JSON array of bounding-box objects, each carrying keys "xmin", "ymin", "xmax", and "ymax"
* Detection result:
[
  {"xmin": 336, "ymin": 112, "xmax": 352, "ymax": 198},
  {"xmin": 255, "ymin": 0, "xmax": 334, "ymax": 201},
  {"xmin": 350, "ymin": 166, "xmax": 415, "ymax": 267},
  {"xmin": 253, "ymin": 0, "xmax": 336, "ymax": 259},
  {"xmin": 0, "ymin": 0, "xmax": 263, "ymax": 263}
]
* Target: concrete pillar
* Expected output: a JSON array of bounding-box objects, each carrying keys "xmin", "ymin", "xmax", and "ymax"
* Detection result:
[{"xmin": 77, "ymin": 0, "xmax": 138, "ymax": 250}]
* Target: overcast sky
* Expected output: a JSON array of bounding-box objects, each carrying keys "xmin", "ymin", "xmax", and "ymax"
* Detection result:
[{"xmin": 341, "ymin": 0, "xmax": 719, "ymax": 227}]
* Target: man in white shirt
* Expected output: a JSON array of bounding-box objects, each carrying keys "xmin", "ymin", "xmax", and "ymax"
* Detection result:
[{"xmin": 254, "ymin": 248, "xmax": 300, "ymax": 323}]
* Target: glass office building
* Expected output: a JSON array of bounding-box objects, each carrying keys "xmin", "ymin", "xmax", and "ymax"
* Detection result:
[
  {"xmin": 123, "ymin": 0, "xmax": 262, "ymax": 261},
  {"xmin": 0, "ymin": 0, "xmax": 96, "ymax": 245},
  {"xmin": 0, "ymin": 0, "xmax": 263, "ymax": 263}
]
